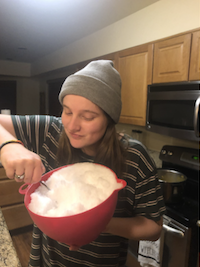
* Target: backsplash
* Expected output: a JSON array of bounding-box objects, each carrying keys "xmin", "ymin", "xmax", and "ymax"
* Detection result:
[
  {"xmin": 116, "ymin": 123, "xmax": 199, "ymax": 152},
  {"xmin": 148, "ymin": 150, "xmax": 162, "ymax": 168}
]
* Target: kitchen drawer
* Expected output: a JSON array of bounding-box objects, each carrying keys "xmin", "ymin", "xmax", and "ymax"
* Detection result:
[
  {"xmin": 0, "ymin": 179, "xmax": 24, "ymax": 206},
  {"xmin": 0, "ymin": 167, "xmax": 6, "ymax": 180},
  {"xmin": 1, "ymin": 203, "xmax": 33, "ymax": 230}
]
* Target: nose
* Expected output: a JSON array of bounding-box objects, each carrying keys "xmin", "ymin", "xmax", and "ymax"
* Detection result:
[{"xmin": 68, "ymin": 115, "xmax": 81, "ymax": 132}]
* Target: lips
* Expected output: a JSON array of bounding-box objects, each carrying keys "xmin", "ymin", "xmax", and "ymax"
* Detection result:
[{"xmin": 69, "ymin": 132, "xmax": 83, "ymax": 140}]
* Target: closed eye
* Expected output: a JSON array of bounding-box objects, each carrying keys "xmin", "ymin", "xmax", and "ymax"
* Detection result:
[
  {"xmin": 62, "ymin": 105, "xmax": 72, "ymax": 115},
  {"xmin": 82, "ymin": 115, "xmax": 95, "ymax": 121}
]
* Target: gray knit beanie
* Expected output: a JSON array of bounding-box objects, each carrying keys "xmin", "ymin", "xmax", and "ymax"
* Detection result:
[{"xmin": 59, "ymin": 60, "xmax": 122, "ymax": 123}]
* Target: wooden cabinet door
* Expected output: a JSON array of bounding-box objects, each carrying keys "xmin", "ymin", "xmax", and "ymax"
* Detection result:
[
  {"xmin": 2, "ymin": 204, "xmax": 33, "ymax": 230},
  {"xmin": 117, "ymin": 44, "xmax": 153, "ymax": 126},
  {"xmin": 0, "ymin": 179, "xmax": 24, "ymax": 206},
  {"xmin": 189, "ymin": 30, "xmax": 200, "ymax": 81},
  {"xmin": 153, "ymin": 34, "xmax": 191, "ymax": 83}
]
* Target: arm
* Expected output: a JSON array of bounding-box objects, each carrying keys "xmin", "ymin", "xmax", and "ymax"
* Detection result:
[
  {"xmin": 103, "ymin": 137, "xmax": 165, "ymax": 242},
  {"xmin": 70, "ymin": 216, "xmax": 163, "ymax": 251},
  {"xmin": 104, "ymin": 216, "xmax": 163, "ymax": 241},
  {"xmin": 0, "ymin": 114, "xmax": 45, "ymax": 183}
]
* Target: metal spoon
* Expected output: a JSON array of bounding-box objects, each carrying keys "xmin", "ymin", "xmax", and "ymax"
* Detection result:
[
  {"xmin": 18, "ymin": 175, "xmax": 50, "ymax": 190},
  {"xmin": 40, "ymin": 181, "xmax": 50, "ymax": 190}
]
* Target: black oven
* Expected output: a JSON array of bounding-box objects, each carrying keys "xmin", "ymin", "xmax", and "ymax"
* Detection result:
[
  {"xmin": 159, "ymin": 145, "xmax": 199, "ymax": 267},
  {"xmin": 127, "ymin": 145, "xmax": 199, "ymax": 267},
  {"xmin": 146, "ymin": 81, "xmax": 200, "ymax": 142}
]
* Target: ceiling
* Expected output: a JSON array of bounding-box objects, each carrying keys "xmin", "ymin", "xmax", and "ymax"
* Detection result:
[{"xmin": 0, "ymin": 0, "xmax": 159, "ymax": 63}]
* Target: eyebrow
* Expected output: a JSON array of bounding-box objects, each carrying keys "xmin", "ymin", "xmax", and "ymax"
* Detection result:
[{"xmin": 62, "ymin": 104, "xmax": 99, "ymax": 115}]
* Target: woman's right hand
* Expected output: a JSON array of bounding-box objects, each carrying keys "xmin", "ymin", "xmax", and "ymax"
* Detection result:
[{"xmin": 0, "ymin": 143, "xmax": 46, "ymax": 184}]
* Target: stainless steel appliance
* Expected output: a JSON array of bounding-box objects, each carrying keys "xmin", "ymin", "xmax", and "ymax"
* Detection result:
[
  {"xmin": 160, "ymin": 145, "xmax": 199, "ymax": 267},
  {"xmin": 146, "ymin": 81, "xmax": 200, "ymax": 142},
  {"xmin": 127, "ymin": 145, "xmax": 199, "ymax": 267}
]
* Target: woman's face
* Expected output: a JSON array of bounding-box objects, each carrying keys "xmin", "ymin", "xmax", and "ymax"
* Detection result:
[{"xmin": 61, "ymin": 94, "xmax": 108, "ymax": 156}]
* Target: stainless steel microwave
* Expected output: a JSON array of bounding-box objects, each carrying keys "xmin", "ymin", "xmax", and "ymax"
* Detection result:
[{"xmin": 146, "ymin": 81, "xmax": 200, "ymax": 142}]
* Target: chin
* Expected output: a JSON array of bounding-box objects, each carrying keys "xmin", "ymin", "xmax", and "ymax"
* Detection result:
[{"xmin": 69, "ymin": 139, "xmax": 85, "ymax": 149}]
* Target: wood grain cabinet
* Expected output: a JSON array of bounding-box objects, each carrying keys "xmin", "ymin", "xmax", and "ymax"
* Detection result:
[
  {"xmin": 116, "ymin": 44, "xmax": 153, "ymax": 126},
  {"xmin": 0, "ymin": 167, "xmax": 33, "ymax": 230},
  {"xmin": 189, "ymin": 30, "xmax": 200, "ymax": 81},
  {"xmin": 153, "ymin": 33, "xmax": 191, "ymax": 83}
]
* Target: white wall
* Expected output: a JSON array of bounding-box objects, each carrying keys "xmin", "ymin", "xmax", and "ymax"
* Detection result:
[
  {"xmin": 1, "ymin": 0, "xmax": 199, "ymax": 76},
  {"xmin": 31, "ymin": 0, "xmax": 200, "ymax": 75},
  {"xmin": 0, "ymin": 60, "xmax": 31, "ymax": 77}
]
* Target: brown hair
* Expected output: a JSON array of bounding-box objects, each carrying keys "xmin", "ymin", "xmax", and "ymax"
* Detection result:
[{"xmin": 57, "ymin": 115, "xmax": 126, "ymax": 179}]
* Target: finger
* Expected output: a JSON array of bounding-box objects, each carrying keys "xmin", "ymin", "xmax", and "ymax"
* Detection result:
[
  {"xmin": 14, "ymin": 166, "xmax": 26, "ymax": 182},
  {"xmin": 22, "ymin": 155, "xmax": 44, "ymax": 184},
  {"xmin": 5, "ymin": 168, "xmax": 16, "ymax": 180},
  {"xmin": 41, "ymin": 162, "xmax": 46, "ymax": 174},
  {"xmin": 14, "ymin": 173, "xmax": 25, "ymax": 182},
  {"xmin": 69, "ymin": 245, "xmax": 80, "ymax": 251},
  {"xmin": 23, "ymin": 166, "xmax": 34, "ymax": 184},
  {"xmin": 31, "ymin": 163, "xmax": 46, "ymax": 184}
]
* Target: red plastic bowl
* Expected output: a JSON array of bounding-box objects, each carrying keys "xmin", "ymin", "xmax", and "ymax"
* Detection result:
[{"xmin": 19, "ymin": 164, "xmax": 126, "ymax": 246}]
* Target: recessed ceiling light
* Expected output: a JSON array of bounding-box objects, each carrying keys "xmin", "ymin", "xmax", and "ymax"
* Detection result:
[{"xmin": 18, "ymin": 47, "xmax": 27, "ymax": 50}]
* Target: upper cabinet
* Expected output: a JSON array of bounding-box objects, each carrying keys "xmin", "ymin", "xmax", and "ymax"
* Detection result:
[
  {"xmin": 153, "ymin": 34, "xmax": 191, "ymax": 83},
  {"xmin": 189, "ymin": 30, "xmax": 200, "ymax": 81},
  {"xmin": 63, "ymin": 28, "xmax": 199, "ymax": 127},
  {"xmin": 116, "ymin": 44, "xmax": 153, "ymax": 126}
]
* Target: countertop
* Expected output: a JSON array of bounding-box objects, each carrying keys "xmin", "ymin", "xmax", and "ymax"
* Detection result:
[{"xmin": 0, "ymin": 209, "xmax": 21, "ymax": 267}]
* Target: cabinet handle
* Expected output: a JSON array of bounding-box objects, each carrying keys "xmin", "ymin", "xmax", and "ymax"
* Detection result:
[
  {"xmin": 194, "ymin": 96, "xmax": 200, "ymax": 138},
  {"xmin": 163, "ymin": 224, "xmax": 184, "ymax": 238}
]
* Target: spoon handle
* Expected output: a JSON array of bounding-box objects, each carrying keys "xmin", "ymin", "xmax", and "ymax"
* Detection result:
[{"xmin": 40, "ymin": 181, "xmax": 50, "ymax": 190}]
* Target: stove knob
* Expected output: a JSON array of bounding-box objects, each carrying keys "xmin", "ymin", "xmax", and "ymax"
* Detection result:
[
  {"xmin": 167, "ymin": 151, "xmax": 173, "ymax": 156},
  {"xmin": 161, "ymin": 149, "xmax": 167, "ymax": 155}
]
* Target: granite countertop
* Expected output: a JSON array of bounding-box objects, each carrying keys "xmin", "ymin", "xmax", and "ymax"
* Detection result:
[{"xmin": 0, "ymin": 209, "xmax": 21, "ymax": 267}]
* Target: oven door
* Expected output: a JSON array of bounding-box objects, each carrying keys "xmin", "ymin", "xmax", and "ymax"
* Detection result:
[
  {"xmin": 127, "ymin": 215, "xmax": 191, "ymax": 267},
  {"xmin": 162, "ymin": 215, "xmax": 191, "ymax": 267}
]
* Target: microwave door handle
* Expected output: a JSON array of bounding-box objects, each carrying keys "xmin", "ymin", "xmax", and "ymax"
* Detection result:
[{"xmin": 194, "ymin": 96, "xmax": 200, "ymax": 138}]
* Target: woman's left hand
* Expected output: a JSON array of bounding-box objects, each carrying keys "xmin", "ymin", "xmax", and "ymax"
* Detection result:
[{"xmin": 69, "ymin": 245, "xmax": 80, "ymax": 251}]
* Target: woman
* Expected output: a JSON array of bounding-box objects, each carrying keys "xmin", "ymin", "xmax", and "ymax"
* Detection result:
[{"xmin": 0, "ymin": 60, "xmax": 165, "ymax": 267}]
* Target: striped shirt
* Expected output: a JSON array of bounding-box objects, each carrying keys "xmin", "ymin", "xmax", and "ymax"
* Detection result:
[{"xmin": 12, "ymin": 115, "xmax": 166, "ymax": 267}]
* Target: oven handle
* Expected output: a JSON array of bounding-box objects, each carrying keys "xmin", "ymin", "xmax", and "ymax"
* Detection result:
[
  {"xmin": 194, "ymin": 96, "xmax": 200, "ymax": 138},
  {"xmin": 163, "ymin": 224, "xmax": 184, "ymax": 238}
]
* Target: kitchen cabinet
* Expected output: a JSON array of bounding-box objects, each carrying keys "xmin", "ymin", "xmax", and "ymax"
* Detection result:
[
  {"xmin": 116, "ymin": 43, "xmax": 153, "ymax": 126},
  {"xmin": 47, "ymin": 28, "xmax": 199, "ymax": 127},
  {"xmin": 189, "ymin": 30, "xmax": 200, "ymax": 81},
  {"xmin": 0, "ymin": 167, "xmax": 33, "ymax": 230},
  {"xmin": 153, "ymin": 33, "xmax": 191, "ymax": 83}
]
